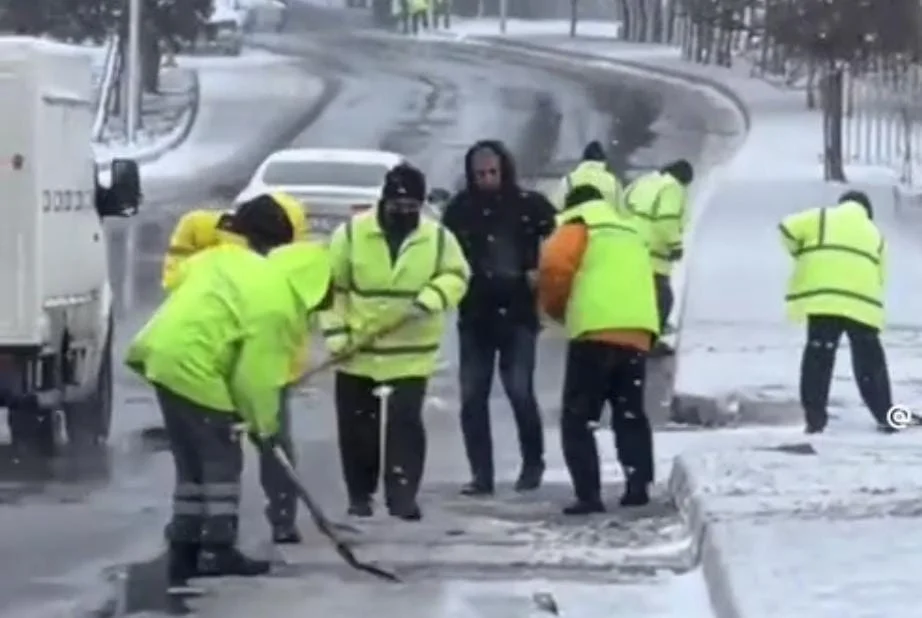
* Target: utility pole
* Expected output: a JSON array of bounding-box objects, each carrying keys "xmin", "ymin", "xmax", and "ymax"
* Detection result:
[
  {"xmin": 126, "ymin": 0, "xmax": 141, "ymax": 144},
  {"xmin": 499, "ymin": 0, "xmax": 507, "ymax": 33}
]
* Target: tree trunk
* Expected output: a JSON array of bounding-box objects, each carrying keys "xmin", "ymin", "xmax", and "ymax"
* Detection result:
[
  {"xmin": 636, "ymin": 0, "xmax": 647, "ymax": 42},
  {"xmin": 141, "ymin": 27, "xmax": 161, "ymax": 95},
  {"xmin": 822, "ymin": 67, "xmax": 847, "ymax": 182},
  {"xmin": 620, "ymin": 0, "xmax": 632, "ymax": 41},
  {"xmin": 569, "ymin": 0, "xmax": 577, "ymax": 37}
]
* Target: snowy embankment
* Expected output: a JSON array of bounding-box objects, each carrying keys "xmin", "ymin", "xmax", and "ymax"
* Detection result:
[
  {"xmin": 97, "ymin": 48, "xmax": 330, "ymax": 196},
  {"xmin": 427, "ymin": 20, "xmax": 922, "ymax": 618}
]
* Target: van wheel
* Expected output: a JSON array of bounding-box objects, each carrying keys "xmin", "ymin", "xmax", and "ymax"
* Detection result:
[{"xmin": 63, "ymin": 332, "xmax": 113, "ymax": 452}]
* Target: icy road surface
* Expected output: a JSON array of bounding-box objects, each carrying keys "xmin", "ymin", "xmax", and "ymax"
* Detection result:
[{"xmin": 0, "ymin": 7, "xmax": 739, "ymax": 617}]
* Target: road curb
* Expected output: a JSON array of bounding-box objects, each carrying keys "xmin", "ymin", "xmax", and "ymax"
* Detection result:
[
  {"xmin": 668, "ymin": 456, "xmax": 743, "ymax": 618},
  {"xmin": 96, "ymin": 69, "xmax": 201, "ymax": 171}
]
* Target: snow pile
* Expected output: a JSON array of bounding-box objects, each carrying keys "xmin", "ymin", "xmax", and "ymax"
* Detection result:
[{"xmin": 671, "ymin": 434, "xmax": 922, "ymax": 618}]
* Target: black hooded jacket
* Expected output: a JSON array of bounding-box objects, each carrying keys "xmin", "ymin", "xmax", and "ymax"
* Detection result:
[{"xmin": 442, "ymin": 140, "xmax": 557, "ymax": 330}]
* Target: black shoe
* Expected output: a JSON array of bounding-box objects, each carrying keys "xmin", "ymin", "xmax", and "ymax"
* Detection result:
[
  {"xmin": 167, "ymin": 543, "xmax": 202, "ymax": 591},
  {"xmin": 562, "ymin": 499, "xmax": 605, "ymax": 515},
  {"xmin": 877, "ymin": 422, "xmax": 899, "ymax": 434},
  {"xmin": 347, "ymin": 498, "xmax": 373, "ymax": 517},
  {"xmin": 619, "ymin": 481, "xmax": 650, "ymax": 507},
  {"xmin": 804, "ymin": 423, "xmax": 826, "ymax": 434},
  {"xmin": 514, "ymin": 462, "xmax": 545, "ymax": 492},
  {"xmin": 388, "ymin": 504, "xmax": 422, "ymax": 521},
  {"xmin": 271, "ymin": 524, "xmax": 302, "ymax": 544},
  {"xmin": 197, "ymin": 545, "xmax": 270, "ymax": 577},
  {"xmin": 460, "ymin": 481, "xmax": 494, "ymax": 497}
]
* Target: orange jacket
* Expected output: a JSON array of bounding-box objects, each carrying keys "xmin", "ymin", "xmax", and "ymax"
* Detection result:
[{"xmin": 538, "ymin": 222, "xmax": 651, "ymax": 352}]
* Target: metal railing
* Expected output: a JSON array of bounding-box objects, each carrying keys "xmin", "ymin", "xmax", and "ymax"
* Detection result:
[
  {"xmin": 842, "ymin": 66, "xmax": 922, "ymax": 187},
  {"xmin": 92, "ymin": 34, "xmax": 121, "ymax": 143}
]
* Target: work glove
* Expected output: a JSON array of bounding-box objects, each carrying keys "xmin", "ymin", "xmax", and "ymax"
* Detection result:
[
  {"xmin": 669, "ymin": 247, "xmax": 684, "ymax": 261},
  {"xmin": 249, "ymin": 432, "xmax": 280, "ymax": 453}
]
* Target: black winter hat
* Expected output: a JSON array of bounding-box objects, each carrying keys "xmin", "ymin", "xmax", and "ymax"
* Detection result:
[
  {"xmin": 230, "ymin": 194, "xmax": 294, "ymax": 251},
  {"xmin": 839, "ymin": 190, "xmax": 873, "ymax": 218},
  {"xmin": 661, "ymin": 159, "xmax": 694, "ymax": 185},
  {"xmin": 582, "ymin": 140, "xmax": 607, "ymax": 162},
  {"xmin": 382, "ymin": 162, "xmax": 427, "ymax": 202}
]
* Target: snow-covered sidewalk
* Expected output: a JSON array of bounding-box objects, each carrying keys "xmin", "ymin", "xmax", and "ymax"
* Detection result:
[
  {"xmin": 670, "ymin": 427, "xmax": 922, "ymax": 618},
  {"xmin": 93, "ymin": 66, "xmax": 199, "ymax": 167}
]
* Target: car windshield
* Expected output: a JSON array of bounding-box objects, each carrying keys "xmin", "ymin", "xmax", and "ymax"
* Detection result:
[{"xmin": 261, "ymin": 160, "xmax": 390, "ymax": 188}]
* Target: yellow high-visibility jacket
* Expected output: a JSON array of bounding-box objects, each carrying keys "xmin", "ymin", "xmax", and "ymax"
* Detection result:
[
  {"xmin": 780, "ymin": 201, "xmax": 885, "ymax": 329},
  {"xmin": 126, "ymin": 243, "xmax": 330, "ymax": 437},
  {"xmin": 625, "ymin": 171, "xmax": 688, "ymax": 276},
  {"xmin": 318, "ymin": 210, "xmax": 469, "ymax": 382}
]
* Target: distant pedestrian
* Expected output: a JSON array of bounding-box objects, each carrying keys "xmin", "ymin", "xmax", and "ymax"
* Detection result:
[
  {"xmin": 442, "ymin": 140, "xmax": 557, "ymax": 496},
  {"xmin": 553, "ymin": 140, "xmax": 624, "ymax": 211},
  {"xmin": 780, "ymin": 190, "xmax": 896, "ymax": 433}
]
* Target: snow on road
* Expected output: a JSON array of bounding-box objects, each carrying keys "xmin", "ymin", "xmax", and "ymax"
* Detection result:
[{"xmin": 184, "ymin": 571, "xmax": 714, "ymax": 618}]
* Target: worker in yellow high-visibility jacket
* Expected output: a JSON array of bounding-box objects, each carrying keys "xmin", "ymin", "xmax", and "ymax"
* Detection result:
[
  {"xmin": 779, "ymin": 190, "xmax": 901, "ymax": 434},
  {"xmin": 160, "ymin": 193, "xmax": 313, "ymax": 544}
]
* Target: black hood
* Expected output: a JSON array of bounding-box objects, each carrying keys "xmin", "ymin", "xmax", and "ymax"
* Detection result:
[{"xmin": 463, "ymin": 139, "xmax": 518, "ymax": 191}]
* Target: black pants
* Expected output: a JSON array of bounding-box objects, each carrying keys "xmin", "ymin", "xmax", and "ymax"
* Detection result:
[
  {"xmin": 257, "ymin": 387, "xmax": 297, "ymax": 528},
  {"xmin": 458, "ymin": 324, "xmax": 544, "ymax": 486},
  {"xmin": 654, "ymin": 274, "xmax": 674, "ymax": 332},
  {"xmin": 560, "ymin": 340, "xmax": 654, "ymax": 503},
  {"xmin": 411, "ymin": 11, "xmax": 428, "ymax": 33},
  {"xmin": 335, "ymin": 372, "xmax": 427, "ymax": 509},
  {"xmin": 800, "ymin": 314, "xmax": 893, "ymax": 429},
  {"xmin": 157, "ymin": 386, "xmax": 243, "ymax": 545}
]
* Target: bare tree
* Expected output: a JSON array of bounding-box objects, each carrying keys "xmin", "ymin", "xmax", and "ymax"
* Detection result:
[{"xmin": 766, "ymin": 0, "xmax": 922, "ymax": 181}]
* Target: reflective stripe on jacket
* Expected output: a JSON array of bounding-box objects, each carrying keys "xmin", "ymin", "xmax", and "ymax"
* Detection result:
[
  {"xmin": 625, "ymin": 171, "xmax": 687, "ymax": 276},
  {"xmin": 556, "ymin": 199, "xmax": 659, "ymax": 338},
  {"xmin": 780, "ymin": 201, "xmax": 885, "ymax": 329},
  {"xmin": 318, "ymin": 210, "xmax": 470, "ymax": 381}
]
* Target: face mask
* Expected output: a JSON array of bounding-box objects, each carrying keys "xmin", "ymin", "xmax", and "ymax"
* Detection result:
[{"xmin": 384, "ymin": 210, "xmax": 420, "ymax": 234}]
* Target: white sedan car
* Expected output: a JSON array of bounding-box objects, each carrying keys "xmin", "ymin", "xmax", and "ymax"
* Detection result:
[{"xmin": 236, "ymin": 148, "xmax": 410, "ymax": 237}]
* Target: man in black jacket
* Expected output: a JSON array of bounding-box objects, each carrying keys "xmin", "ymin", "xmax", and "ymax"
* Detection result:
[{"xmin": 442, "ymin": 140, "xmax": 557, "ymax": 496}]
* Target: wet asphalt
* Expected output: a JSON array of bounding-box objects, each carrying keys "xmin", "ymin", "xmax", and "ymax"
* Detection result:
[{"xmin": 0, "ymin": 4, "xmax": 726, "ymax": 616}]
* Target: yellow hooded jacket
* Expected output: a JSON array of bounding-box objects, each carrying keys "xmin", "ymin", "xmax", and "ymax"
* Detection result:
[
  {"xmin": 126, "ymin": 243, "xmax": 331, "ymax": 437},
  {"xmin": 161, "ymin": 195, "xmax": 311, "ymax": 381},
  {"xmin": 161, "ymin": 194, "xmax": 309, "ymax": 292}
]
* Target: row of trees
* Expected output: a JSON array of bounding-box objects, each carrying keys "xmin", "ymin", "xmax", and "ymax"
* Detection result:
[
  {"xmin": 568, "ymin": 0, "xmax": 922, "ymax": 181},
  {"xmin": 0, "ymin": 0, "xmax": 213, "ymax": 92}
]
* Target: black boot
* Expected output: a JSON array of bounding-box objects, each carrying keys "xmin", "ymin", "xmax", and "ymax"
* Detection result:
[
  {"xmin": 460, "ymin": 480, "xmax": 494, "ymax": 497},
  {"xmin": 197, "ymin": 545, "xmax": 270, "ymax": 577},
  {"xmin": 620, "ymin": 477, "xmax": 650, "ymax": 507},
  {"xmin": 347, "ymin": 497, "xmax": 373, "ymax": 517},
  {"xmin": 562, "ymin": 498, "xmax": 605, "ymax": 515},
  {"xmin": 514, "ymin": 462, "xmax": 545, "ymax": 492},
  {"xmin": 388, "ymin": 503, "xmax": 422, "ymax": 521},
  {"xmin": 271, "ymin": 523, "xmax": 302, "ymax": 544},
  {"xmin": 167, "ymin": 543, "xmax": 205, "ymax": 594}
]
